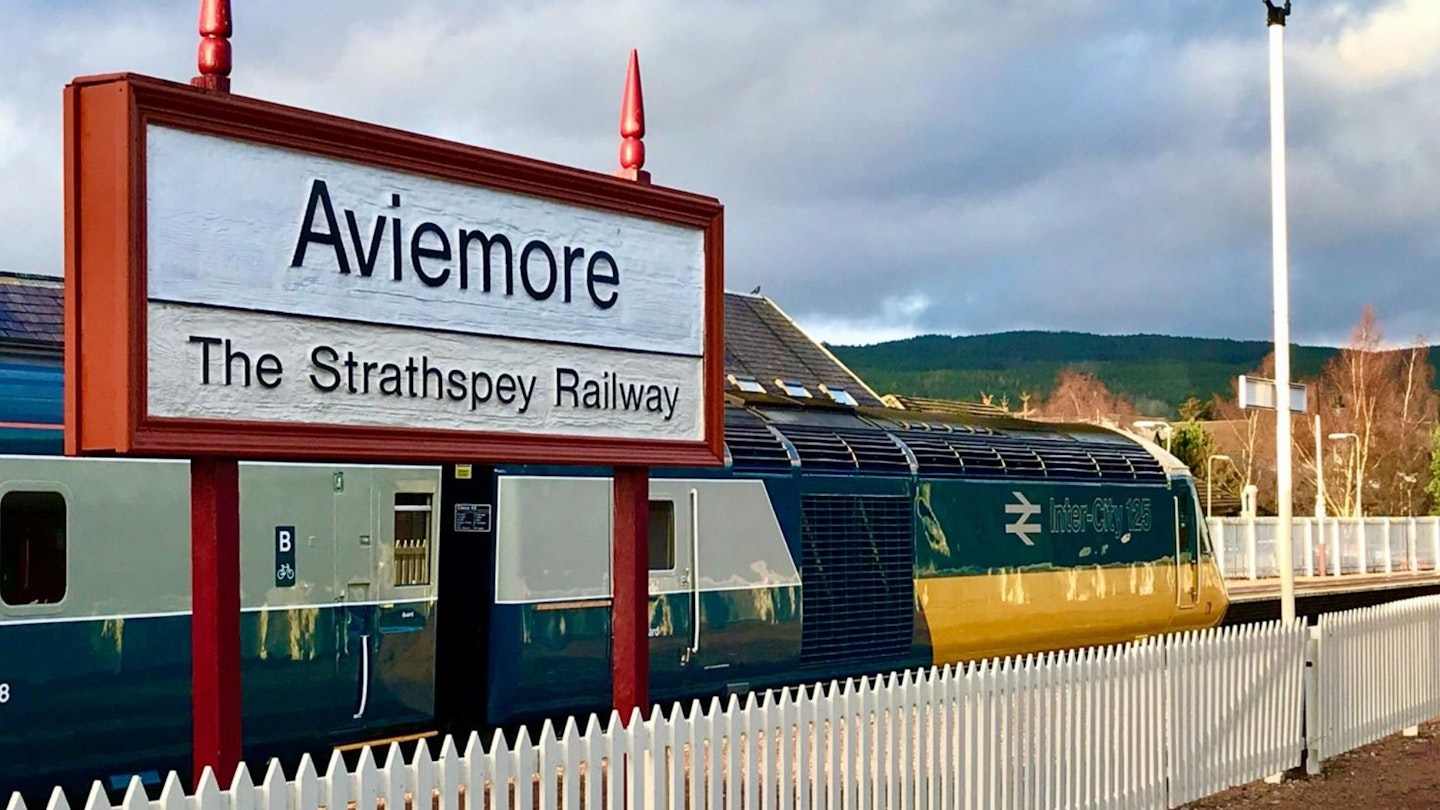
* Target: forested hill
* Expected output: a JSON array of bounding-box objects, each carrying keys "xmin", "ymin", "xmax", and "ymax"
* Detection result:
[{"xmin": 827, "ymin": 331, "xmax": 1440, "ymax": 418}]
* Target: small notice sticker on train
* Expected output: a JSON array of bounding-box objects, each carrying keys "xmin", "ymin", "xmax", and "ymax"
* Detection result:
[
  {"xmin": 275, "ymin": 525, "xmax": 297, "ymax": 587},
  {"xmin": 454, "ymin": 503, "xmax": 491, "ymax": 533}
]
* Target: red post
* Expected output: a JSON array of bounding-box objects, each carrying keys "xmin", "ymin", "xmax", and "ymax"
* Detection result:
[
  {"xmin": 191, "ymin": 0, "xmax": 233, "ymax": 92},
  {"xmin": 188, "ymin": 0, "xmax": 241, "ymax": 788},
  {"xmin": 190, "ymin": 456, "xmax": 242, "ymax": 788},
  {"xmin": 612, "ymin": 465, "xmax": 650, "ymax": 721},
  {"xmin": 615, "ymin": 50, "xmax": 651, "ymax": 185},
  {"xmin": 612, "ymin": 49, "xmax": 651, "ymax": 725}
]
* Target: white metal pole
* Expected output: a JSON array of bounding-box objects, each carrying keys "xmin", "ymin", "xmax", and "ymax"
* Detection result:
[
  {"xmin": 1315, "ymin": 413, "xmax": 1325, "ymax": 573},
  {"xmin": 1314, "ymin": 413, "xmax": 1324, "ymax": 518},
  {"xmin": 1267, "ymin": 0, "xmax": 1296, "ymax": 624}
]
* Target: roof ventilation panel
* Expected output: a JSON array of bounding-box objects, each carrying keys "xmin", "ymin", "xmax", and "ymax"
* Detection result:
[
  {"xmin": 820, "ymin": 384, "xmax": 859, "ymax": 406},
  {"xmin": 726, "ymin": 373, "xmax": 767, "ymax": 394},
  {"xmin": 776, "ymin": 378, "xmax": 813, "ymax": 398}
]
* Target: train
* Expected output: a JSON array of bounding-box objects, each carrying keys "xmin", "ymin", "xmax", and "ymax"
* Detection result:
[{"xmin": 0, "ymin": 357, "xmax": 1230, "ymax": 799}]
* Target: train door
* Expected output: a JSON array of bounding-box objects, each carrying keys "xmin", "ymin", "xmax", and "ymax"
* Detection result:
[
  {"xmin": 1175, "ymin": 483, "xmax": 1200, "ymax": 609},
  {"xmin": 331, "ymin": 467, "xmax": 379, "ymax": 726},
  {"xmin": 434, "ymin": 464, "xmax": 497, "ymax": 736},
  {"xmin": 644, "ymin": 481, "xmax": 696, "ymax": 703}
]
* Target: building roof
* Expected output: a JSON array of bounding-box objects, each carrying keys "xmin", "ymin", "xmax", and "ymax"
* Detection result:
[
  {"xmin": 722, "ymin": 292, "xmax": 885, "ymax": 407},
  {"xmin": 879, "ymin": 393, "xmax": 1013, "ymax": 420},
  {"xmin": 0, "ymin": 272, "xmax": 63, "ymax": 353}
]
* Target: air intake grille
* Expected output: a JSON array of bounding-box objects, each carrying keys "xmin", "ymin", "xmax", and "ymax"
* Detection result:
[
  {"xmin": 771, "ymin": 424, "xmax": 912, "ymax": 475},
  {"xmin": 890, "ymin": 429, "xmax": 1166, "ymax": 483},
  {"xmin": 723, "ymin": 409, "xmax": 794, "ymax": 473},
  {"xmin": 800, "ymin": 494, "xmax": 914, "ymax": 666}
]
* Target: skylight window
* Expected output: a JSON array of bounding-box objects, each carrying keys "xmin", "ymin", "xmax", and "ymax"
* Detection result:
[
  {"xmin": 726, "ymin": 373, "xmax": 766, "ymax": 394},
  {"xmin": 776, "ymin": 378, "xmax": 812, "ymax": 398},
  {"xmin": 821, "ymin": 384, "xmax": 859, "ymax": 406}
]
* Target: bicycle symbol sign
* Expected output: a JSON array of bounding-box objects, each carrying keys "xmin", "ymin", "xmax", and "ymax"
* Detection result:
[{"xmin": 275, "ymin": 525, "xmax": 297, "ymax": 588}]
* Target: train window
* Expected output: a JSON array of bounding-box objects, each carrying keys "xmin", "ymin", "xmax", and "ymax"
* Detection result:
[
  {"xmin": 649, "ymin": 500, "xmax": 675, "ymax": 570},
  {"xmin": 393, "ymin": 492, "xmax": 432, "ymax": 587},
  {"xmin": 1, "ymin": 491, "xmax": 67, "ymax": 606}
]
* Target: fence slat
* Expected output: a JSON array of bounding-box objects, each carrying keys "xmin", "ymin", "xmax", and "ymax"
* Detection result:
[{"xmin": 1311, "ymin": 594, "xmax": 1440, "ymax": 765}]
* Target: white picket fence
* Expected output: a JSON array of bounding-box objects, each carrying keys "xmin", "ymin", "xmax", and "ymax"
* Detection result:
[
  {"xmin": 6, "ymin": 621, "xmax": 1312, "ymax": 810},
  {"xmin": 1308, "ymin": 594, "xmax": 1440, "ymax": 764},
  {"xmin": 1209, "ymin": 515, "xmax": 1440, "ymax": 581}
]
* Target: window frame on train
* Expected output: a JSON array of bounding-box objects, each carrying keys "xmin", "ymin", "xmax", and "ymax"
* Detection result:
[
  {"xmin": 0, "ymin": 488, "xmax": 69, "ymax": 608},
  {"xmin": 648, "ymin": 498, "xmax": 676, "ymax": 572},
  {"xmin": 392, "ymin": 491, "xmax": 434, "ymax": 588}
]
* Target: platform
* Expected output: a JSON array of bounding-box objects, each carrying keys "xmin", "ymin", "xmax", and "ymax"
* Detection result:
[
  {"xmin": 1221, "ymin": 571, "xmax": 1440, "ymax": 625},
  {"xmin": 1225, "ymin": 570, "xmax": 1440, "ymax": 603}
]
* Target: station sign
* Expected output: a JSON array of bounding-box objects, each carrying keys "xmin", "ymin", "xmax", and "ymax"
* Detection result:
[
  {"xmin": 1237, "ymin": 375, "xmax": 1308, "ymax": 414},
  {"xmin": 63, "ymin": 73, "xmax": 724, "ymax": 465}
]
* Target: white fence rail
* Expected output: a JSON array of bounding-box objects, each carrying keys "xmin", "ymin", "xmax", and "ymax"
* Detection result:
[
  {"xmin": 1209, "ymin": 515, "xmax": 1440, "ymax": 580},
  {"xmin": 1309, "ymin": 594, "xmax": 1440, "ymax": 764},
  {"xmin": 6, "ymin": 621, "xmax": 1310, "ymax": 810},
  {"xmin": 1165, "ymin": 624, "xmax": 1306, "ymax": 806}
]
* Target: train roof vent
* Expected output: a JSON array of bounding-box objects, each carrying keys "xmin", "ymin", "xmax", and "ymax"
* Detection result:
[
  {"xmin": 932, "ymin": 435, "xmax": 1010, "ymax": 476},
  {"xmin": 889, "ymin": 427, "xmax": 1167, "ymax": 483},
  {"xmin": 1026, "ymin": 446, "xmax": 1103, "ymax": 478},
  {"xmin": 770, "ymin": 422, "xmax": 913, "ymax": 475},
  {"xmin": 1086, "ymin": 444, "xmax": 1168, "ymax": 482},
  {"xmin": 723, "ymin": 409, "xmax": 795, "ymax": 473}
]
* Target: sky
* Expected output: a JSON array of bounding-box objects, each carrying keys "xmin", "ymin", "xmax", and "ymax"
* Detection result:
[{"xmin": 3, "ymin": 0, "xmax": 1440, "ymax": 348}]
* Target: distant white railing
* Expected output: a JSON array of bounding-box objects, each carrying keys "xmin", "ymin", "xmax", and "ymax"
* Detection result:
[
  {"xmin": 1209, "ymin": 515, "xmax": 1440, "ymax": 580},
  {"xmin": 6, "ymin": 621, "xmax": 1310, "ymax": 810},
  {"xmin": 1308, "ymin": 594, "xmax": 1440, "ymax": 766}
]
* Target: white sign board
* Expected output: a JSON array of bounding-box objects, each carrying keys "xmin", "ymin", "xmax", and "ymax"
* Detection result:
[
  {"xmin": 143, "ymin": 124, "xmax": 705, "ymax": 443},
  {"xmin": 1238, "ymin": 375, "xmax": 1308, "ymax": 413}
]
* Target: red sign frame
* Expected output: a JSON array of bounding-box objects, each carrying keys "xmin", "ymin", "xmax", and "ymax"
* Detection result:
[{"xmin": 63, "ymin": 72, "xmax": 725, "ymax": 466}]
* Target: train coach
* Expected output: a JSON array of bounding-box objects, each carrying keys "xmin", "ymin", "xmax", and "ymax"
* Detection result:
[{"xmin": 0, "ymin": 397, "xmax": 1229, "ymax": 798}]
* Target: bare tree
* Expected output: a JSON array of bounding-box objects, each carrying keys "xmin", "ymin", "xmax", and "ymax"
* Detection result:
[
  {"xmin": 1214, "ymin": 306, "xmax": 1439, "ymax": 517},
  {"xmin": 1032, "ymin": 369, "xmax": 1139, "ymax": 423},
  {"xmin": 1211, "ymin": 353, "xmax": 1278, "ymax": 513},
  {"xmin": 1310, "ymin": 306, "xmax": 1437, "ymax": 516}
]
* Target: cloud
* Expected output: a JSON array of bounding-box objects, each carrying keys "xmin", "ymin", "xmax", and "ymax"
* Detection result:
[
  {"xmin": 1326, "ymin": 0, "xmax": 1440, "ymax": 86},
  {"xmin": 2, "ymin": 0, "xmax": 1438, "ymax": 349},
  {"xmin": 795, "ymin": 292, "xmax": 935, "ymax": 346}
]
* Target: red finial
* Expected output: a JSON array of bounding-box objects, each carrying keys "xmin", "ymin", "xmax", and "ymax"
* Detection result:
[
  {"xmin": 616, "ymin": 49, "xmax": 650, "ymax": 184},
  {"xmin": 191, "ymin": 0, "xmax": 233, "ymax": 92}
]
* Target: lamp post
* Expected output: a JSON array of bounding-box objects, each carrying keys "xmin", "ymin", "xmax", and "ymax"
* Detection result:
[
  {"xmin": 1263, "ymin": 0, "xmax": 1296, "ymax": 624},
  {"xmin": 1329, "ymin": 432, "xmax": 1360, "ymax": 516},
  {"xmin": 1206, "ymin": 454, "xmax": 1233, "ymax": 517}
]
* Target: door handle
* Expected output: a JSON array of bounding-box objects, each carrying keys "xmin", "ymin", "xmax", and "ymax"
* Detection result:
[{"xmin": 688, "ymin": 489, "xmax": 700, "ymax": 655}]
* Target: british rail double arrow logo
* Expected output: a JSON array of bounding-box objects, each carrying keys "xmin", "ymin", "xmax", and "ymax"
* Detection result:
[{"xmin": 1005, "ymin": 491, "xmax": 1042, "ymax": 546}]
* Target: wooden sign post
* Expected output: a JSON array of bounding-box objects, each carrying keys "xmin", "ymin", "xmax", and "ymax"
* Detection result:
[
  {"xmin": 612, "ymin": 49, "xmax": 653, "ymax": 726},
  {"xmin": 62, "ymin": 4, "xmax": 724, "ymax": 787}
]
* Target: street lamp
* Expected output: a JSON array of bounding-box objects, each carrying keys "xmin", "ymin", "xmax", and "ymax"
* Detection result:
[
  {"xmin": 1206, "ymin": 454, "xmax": 1233, "ymax": 517},
  {"xmin": 1264, "ymin": 0, "xmax": 1296, "ymax": 625},
  {"xmin": 1134, "ymin": 420, "xmax": 1173, "ymax": 452},
  {"xmin": 1328, "ymin": 432, "xmax": 1360, "ymax": 517}
]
